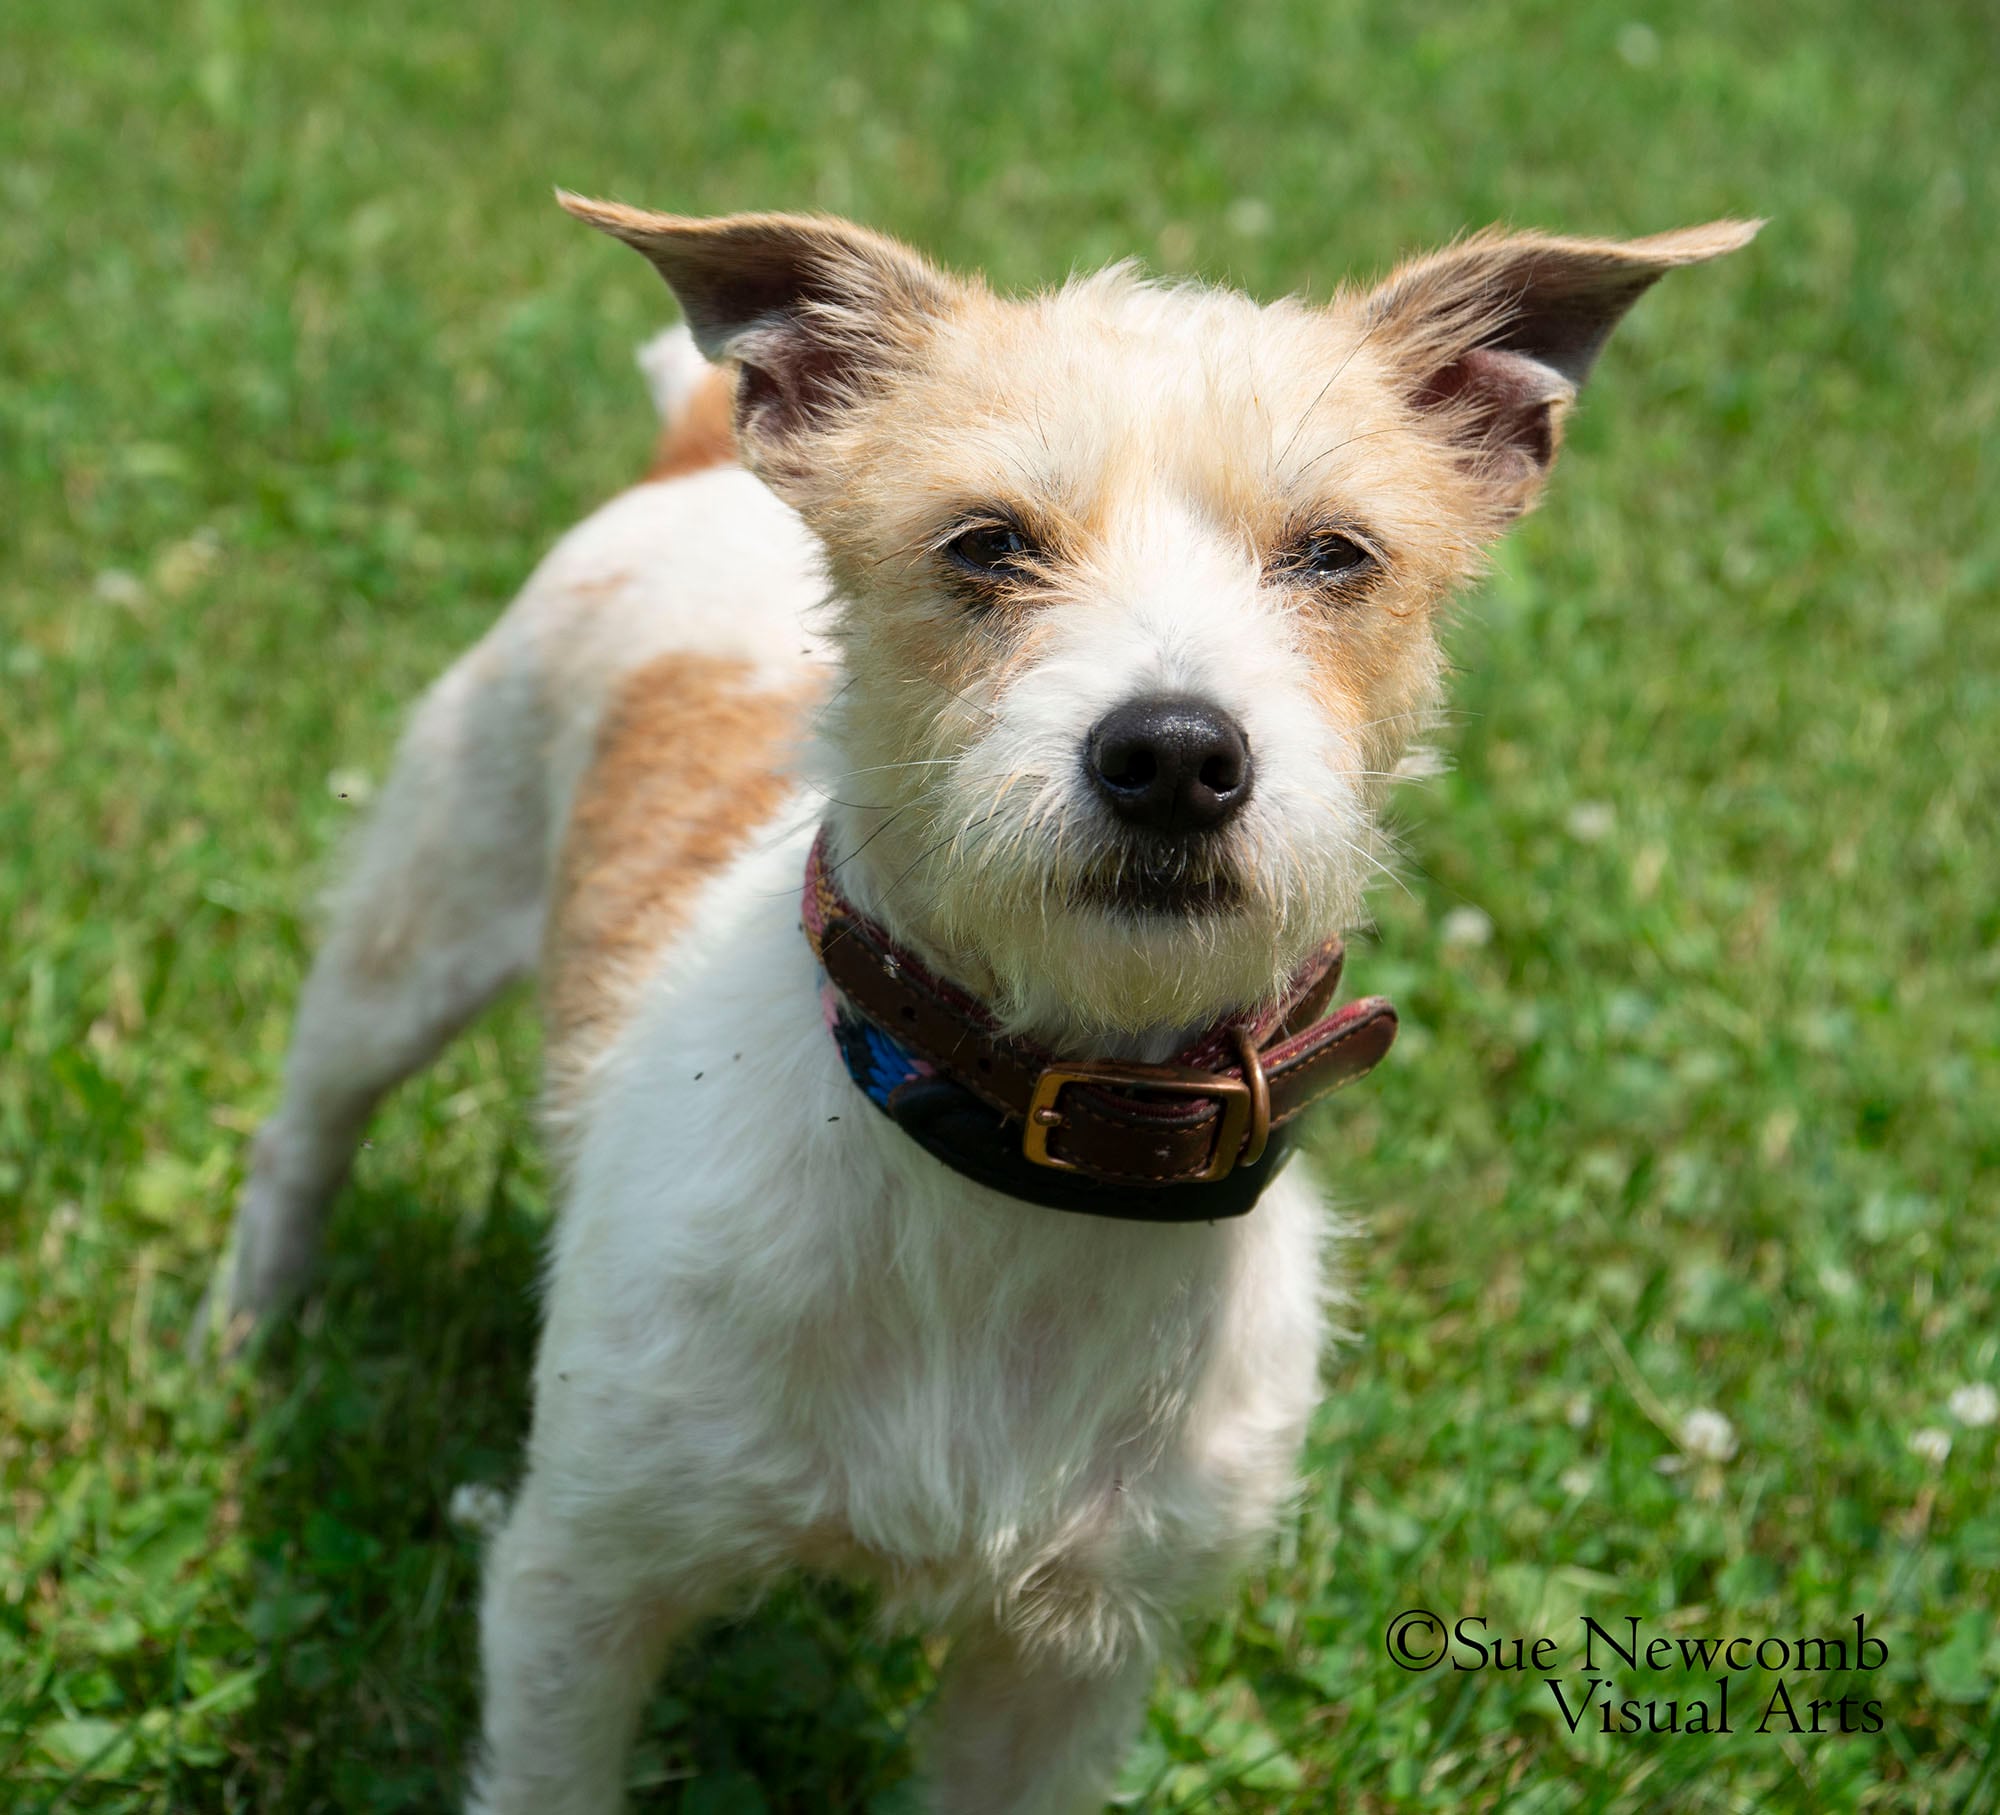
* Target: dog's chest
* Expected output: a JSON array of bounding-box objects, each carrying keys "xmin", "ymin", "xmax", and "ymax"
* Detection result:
[
  {"xmin": 784, "ymin": 1192, "xmax": 1219, "ymax": 1554},
  {"xmin": 552, "ymin": 833, "xmax": 1313, "ymax": 1583}
]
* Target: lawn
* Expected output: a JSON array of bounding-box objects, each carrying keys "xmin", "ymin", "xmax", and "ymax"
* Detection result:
[{"xmin": 3, "ymin": 0, "xmax": 1997, "ymax": 1808}]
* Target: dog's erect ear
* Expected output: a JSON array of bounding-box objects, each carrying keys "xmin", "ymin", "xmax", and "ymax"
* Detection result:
[
  {"xmin": 1366, "ymin": 220, "xmax": 1760, "ymax": 517},
  {"xmin": 558, "ymin": 194, "xmax": 956, "ymax": 465}
]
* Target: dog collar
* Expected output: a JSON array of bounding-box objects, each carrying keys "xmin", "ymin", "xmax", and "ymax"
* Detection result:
[{"xmin": 801, "ymin": 829, "xmax": 1397, "ymax": 1222}]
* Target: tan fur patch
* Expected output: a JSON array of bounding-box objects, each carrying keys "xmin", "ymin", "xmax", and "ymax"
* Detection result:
[
  {"xmin": 544, "ymin": 653, "xmax": 810, "ymax": 1116},
  {"xmin": 645, "ymin": 365, "xmax": 739, "ymax": 483}
]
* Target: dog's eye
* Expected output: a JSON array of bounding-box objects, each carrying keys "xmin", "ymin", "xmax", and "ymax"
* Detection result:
[
  {"xmin": 945, "ymin": 522, "xmax": 1036, "ymax": 576},
  {"xmin": 1287, "ymin": 530, "xmax": 1372, "ymax": 579}
]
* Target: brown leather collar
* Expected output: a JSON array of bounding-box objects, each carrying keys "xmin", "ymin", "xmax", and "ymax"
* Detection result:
[{"xmin": 802, "ymin": 830, "xmax": 1397, "ymax": 1220}]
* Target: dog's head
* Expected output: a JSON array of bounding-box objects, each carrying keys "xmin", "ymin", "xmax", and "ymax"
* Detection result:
[{"xmin": 566, "ymin": 196, "xmax": 1754, "ymax": 1049}]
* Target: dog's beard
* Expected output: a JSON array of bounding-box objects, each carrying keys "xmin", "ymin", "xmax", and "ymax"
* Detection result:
[
  {"xmin": 888, "ymin": 802, "xmax": 1363, "ymax": 1049},
  {"xmin": 1064, "ymin": 836, "xmax": 1244, "ymax": 917}
]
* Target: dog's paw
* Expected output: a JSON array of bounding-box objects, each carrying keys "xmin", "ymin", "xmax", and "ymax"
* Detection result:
[{"xmin": 186, "ymin": 1267, "xmax": 261, "ymax": 1361}]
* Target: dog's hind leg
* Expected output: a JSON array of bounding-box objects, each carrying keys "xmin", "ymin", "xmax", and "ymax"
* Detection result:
[{"xmin": 219, "ymin": 648, "xmax": 549, "ymax": 1327}]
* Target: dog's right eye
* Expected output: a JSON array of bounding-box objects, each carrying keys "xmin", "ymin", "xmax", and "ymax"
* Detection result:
[{"xmin": 945, "ymin": 522, "xmax": 1037, "ymax": 577}]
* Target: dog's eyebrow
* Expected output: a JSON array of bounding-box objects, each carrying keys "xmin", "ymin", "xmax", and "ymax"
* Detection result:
[
  {"xmin": 921, "ymin": 488, "xmax": 1087, "ymax": 556},
  {"xmin": 1272, "ymin": 511, "xmax": 1384, "ymax": 558},
  {"xmin": 864, "ymin": 523, "xmax": 967, "ymax": 570},
  {"xmin": 919, "ymin": 505, "xmax": 1033, "ymax": 553}
]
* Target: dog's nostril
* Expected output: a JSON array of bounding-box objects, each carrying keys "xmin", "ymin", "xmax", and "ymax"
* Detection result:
[
  {"xmin": 1085, "ymin": 695, "xmax": 1254, "ymax": 835},
  {"xmin": 1198, "ymin": 752, "xmax": 1242, "ymax": 794},
  {"xmin": 1102, "ymin": 746, "xmax": 1157, "ymax": 789}
]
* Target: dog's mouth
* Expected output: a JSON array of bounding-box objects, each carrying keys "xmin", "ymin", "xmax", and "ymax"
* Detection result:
[{"xmin": 1065, "ymin": 844, "xmax": 1244, "ymax": 918}]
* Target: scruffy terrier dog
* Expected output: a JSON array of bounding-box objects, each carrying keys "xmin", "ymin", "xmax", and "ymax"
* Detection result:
[{"xmin": 220, "ymin": 197, "xmax": 1754, "ymax": 1812}]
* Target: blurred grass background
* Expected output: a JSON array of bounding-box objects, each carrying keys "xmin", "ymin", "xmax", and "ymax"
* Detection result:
[{"xmin": 3, "ymin": 0, "xmax": 1997, "ymax": 1808}]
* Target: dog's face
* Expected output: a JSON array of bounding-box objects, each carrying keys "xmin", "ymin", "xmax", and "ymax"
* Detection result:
[{"xmin": 568, "ymin": 199, "xmax": 1754, "ymax": 1044}]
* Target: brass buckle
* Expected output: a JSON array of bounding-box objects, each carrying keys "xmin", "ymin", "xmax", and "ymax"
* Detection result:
[{"xmin": 1022, "ymin": 1032, "xmax": 1272, "ymax": 1181}]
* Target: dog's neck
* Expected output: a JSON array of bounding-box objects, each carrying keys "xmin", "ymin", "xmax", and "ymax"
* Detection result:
[{"xmin": 819, "ymin": 806, "xmax": 1238, "ymax": 1065}]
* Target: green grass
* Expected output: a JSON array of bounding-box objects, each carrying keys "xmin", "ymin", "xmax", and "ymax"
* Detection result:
[{"xmin": 4, "ymin": 0, "xmax": 1997, "ymax": 1808}]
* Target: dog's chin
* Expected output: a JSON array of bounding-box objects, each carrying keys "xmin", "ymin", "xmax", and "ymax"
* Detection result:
[
  {"xmin": 914, "ymin": 827, "xmax": 1360, "ymax": 1051},
  {"xmin": 1063, "ymin": 842, "xmax": 1244, "ymax": 920},
  {"xmin": 982, "ymin": 914, "xmax": 1288, "ymax": 1053},
  {"xmin": 959, "ymin": 862, "xmax": 1304, "ymax": 1053}
]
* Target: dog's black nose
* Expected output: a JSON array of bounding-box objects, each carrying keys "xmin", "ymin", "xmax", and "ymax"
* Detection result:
[{"xmin": 1086, "ymin": 695, "xmax": 1254, "ymax": 834}]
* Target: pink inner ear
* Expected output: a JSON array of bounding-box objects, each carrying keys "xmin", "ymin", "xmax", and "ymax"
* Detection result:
[
  {"xmin": 1416, "ymin": 345, "xmax": 1568, "ymax": 471},
  {"xmin": 727, "ymin": 319, "xmax": 869, "ymax": 446}
]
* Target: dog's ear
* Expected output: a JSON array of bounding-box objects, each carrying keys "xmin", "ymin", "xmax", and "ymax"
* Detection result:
[
  {"xmin": 559, "ymin": 195, "xmax": 957, "ymax": 469},
  {"xmin": 1365, "ymin": 220, "xmax": 1760, "ymax": 518}
]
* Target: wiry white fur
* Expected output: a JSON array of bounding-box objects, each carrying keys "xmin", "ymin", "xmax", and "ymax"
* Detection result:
[
  {"xmin": 473, "ymin": 818, "xmax": 1333, "ymax": 1814},
  {"xmin": 531, "ymin": 827, "xmax": 1329, "ymax": 1646}
]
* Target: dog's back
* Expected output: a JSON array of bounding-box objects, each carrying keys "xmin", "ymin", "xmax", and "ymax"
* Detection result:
[{"xmin": 218, "ymin": 337, "xmax": 817, "ymax": 1317}]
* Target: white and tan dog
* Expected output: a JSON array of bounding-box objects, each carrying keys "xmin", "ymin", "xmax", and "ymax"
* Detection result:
[{"xmin": 220, "ymin": 199, "xmax": 1754, "ymax": 1812}]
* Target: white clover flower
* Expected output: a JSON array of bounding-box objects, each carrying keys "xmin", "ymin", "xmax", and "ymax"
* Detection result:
[
  {"xmin": 1908, "ymin": 1428, "xmax": 1953, "ymax": 1467},
  {"xmin": 93, "ymin": 568, "xmax": 146, "ymax": 608},
  {"xmin": 1225, "ymin": 196, "xmax": 1273, "ymax": 238},
  {"xmin": 448, "ymin": 1482, "xmax": 512, "ymax": 1537},
  {"xmin": 1616, "ymin": 23, "xmax": 1661, "ymax": 67},
  {"xmin": 1440, "ymin": 905, "xmax": 1495, "ymax": 949},
  {"xmin": 155, "ymin": 527, "xmax": 222, "ymax": 596},
  {"xmin": 1948, "ymin": 1383, "xmax": 1999, "ymax": 1429},
  {"xmin": 1566, "ymin": 801, "xmax": 1616, "ymax": 843},
  {"xmin": 1564, "ymin": 1393, "xmax": 1593, "ymax": 1431},
  {"xmin": 1680, "ymin": 1407, "xmax": 1738, "ymax": 1463},
  {"xmin": 1559, "ymin": 1465, "xmax": 1595, "ymax": 1498}
]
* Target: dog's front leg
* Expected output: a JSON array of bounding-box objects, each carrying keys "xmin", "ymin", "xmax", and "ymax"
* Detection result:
[
  {"xmin": 467, "ymin": 1477, "xmax": 697, "ymax": 1815},
  {"xmin": 917, "ymin": 1616, "xmax": 1158, "ymax": 1815}
]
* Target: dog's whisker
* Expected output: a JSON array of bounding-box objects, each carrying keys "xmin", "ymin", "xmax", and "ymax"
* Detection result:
[
  {"xmin": 819, "ymin": 757, "xmax": 958, "ymax": 795},
  {"xmin": 799, "ymin": 785, "xmax": 902, "ymax": 810},
  {"xmin": 1276, "ymin": 370, "xmax": 1343, "ymax": 469},
  {"xmin": 821, "ymin": 802, "xmax": 912, "ymax": 884},
  {"xmin": 1272, "ymin": 312, "xmax": 1390, "ymax": 473},
  {"xmin": 1332, "ymin": 832, "xmax": 1416, "ymax": 902},
  {"xmin": 803, "ymin": 672, "xmax": 861, "ymax": 732},
  {"xmin": 902, "ymin": 672, "xmax": 999, "ymax": 725},
  {"xmin": 1293, "ymin": 425, "xmax": 1406, "ymax": 478},
  {"xmin": 868, "ymin": 810, "xmax": 1006, "ymax": 919}
]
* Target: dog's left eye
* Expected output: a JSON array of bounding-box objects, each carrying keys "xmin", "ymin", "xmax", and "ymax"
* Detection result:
[
  {"xmin": 945, "ymin": 522, "xmax": 1037, "ymax": 576},
  {"xmin": 1285, "ymin": 530, "xmax": 1372, "ymax": 579}
]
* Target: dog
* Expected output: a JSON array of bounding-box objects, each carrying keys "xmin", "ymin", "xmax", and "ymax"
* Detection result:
[{"xmin": 218, "ymin": 197, "xmax": 1755, "ymax": 1812}]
